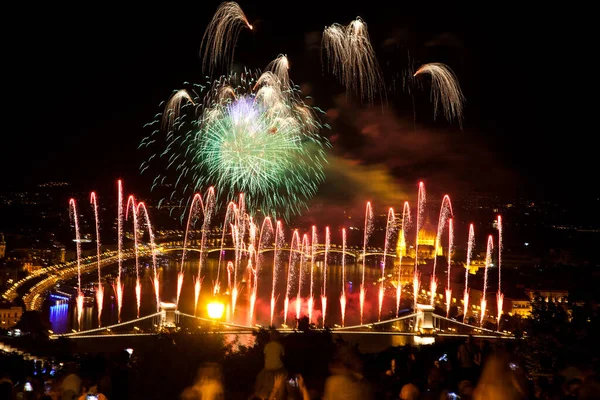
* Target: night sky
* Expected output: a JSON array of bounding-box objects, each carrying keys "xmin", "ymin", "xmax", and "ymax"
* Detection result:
[{"xmin": 4, "ymin": 2, "xmax": 592, "ymax": 206}]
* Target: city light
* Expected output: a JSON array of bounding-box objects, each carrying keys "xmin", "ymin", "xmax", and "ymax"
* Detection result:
[{"xmin": 207, "ymin": 301, "xmax": 225, "ymax": 320}]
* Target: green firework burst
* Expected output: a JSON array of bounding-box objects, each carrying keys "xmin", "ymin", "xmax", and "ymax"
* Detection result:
[{"xmin": 139, "ymin": 70, "xmax": 330, "ymax": 219}]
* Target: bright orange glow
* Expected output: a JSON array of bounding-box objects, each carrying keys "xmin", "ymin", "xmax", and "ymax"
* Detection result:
[{"xmin": 207, "ymin": 301, "xmax": 225, "ymax": 320}]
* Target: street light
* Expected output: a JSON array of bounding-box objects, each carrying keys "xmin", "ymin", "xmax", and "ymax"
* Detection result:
[{"xmin": 207, "ymin": 301, "xmax": 225, "ymax": 320}]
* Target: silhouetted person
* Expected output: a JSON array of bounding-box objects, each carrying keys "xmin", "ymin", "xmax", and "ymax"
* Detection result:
[
  {"xmin": 110, "ymin": 350, "xmax": 131, "ymax": 400},
  {"xmin": 77, "ymin": 382, "xmax": 108, "ymax": 400},
  {"xmin": 255, "ymin": 331, "xmax": 287, "ymax": 399},
  {"xmin": 405, "ymin": 350, "xmax": 425, "ymax": 389},
  {"xmin": 0, "ymin": 380, "xmax": 14, "ymax": 400},
  {"xmin": 422, "ymin": 360, "xmax": 446, "ymax": 399},
  {"xmin": 479, "ymin": 340, "xmax": 492, "ymax": 367},
  {"xmin": 0, "ymin": 368, "xmax": 14, "ymax": 400},
  {"xmin": 267, "ymin": 373, "xmax": 310, "ymax": 400},
  {"xmin": 323, "ymin": 345, "xmax": 372, "ymax": 400},
  {"xmin": 97, "ymin": 366, "xmax": 112, "ymax": 400},
  {"xmin": 580, "ymin": 374, "xmax": 600, "ymax": 400},
  {"xmin": 457, "ymin": 335, "xmax": 479, "ymax": 383},
  {"xmin": 473, "ymin": 352, "xmax": 527, "ymax": 400},
  {"xmin": 61, "ymin": 363, "xmax": 81, "ymax": 400},
  {"xmin": 181, "ymin": 363, "xmax": 224, "ymax": 400},
  {"xmin": 382, "ymin": 359, "xmax": 402, "ymax": 399},
  {"xmin": 297, "ymin": 316, "xmax": 310, "ymax": 332},
  {"xmin": 399, "ymin": 383, "xmax": 420, "ymax": 400},
  {"xmin": 458, "ymin": 380, "xmax": 474, "ymax": 400}
]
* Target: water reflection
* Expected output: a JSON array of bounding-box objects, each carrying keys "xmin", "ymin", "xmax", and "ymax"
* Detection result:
[
  {"xmin": 49, "ymin": 302, "xmax": 69, "ymax": 333},
  {"xmin": 42, "ymin": 254, "xmax": 408, "ymax": 334}
]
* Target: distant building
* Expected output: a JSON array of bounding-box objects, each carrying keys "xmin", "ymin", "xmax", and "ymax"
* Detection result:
[
  {"xmin": 466, "ymin": 257, "xmax": 487, "ymax": 274},
  {"xmin": 0, "ymin": 262, "xmax": 19, "ymax": 287},
  {"xmin": 506, "ymin": 287, "xmax": 569, "ymax": 319},
  {"xmin": 0, "ymin": 302, "xmax": 22, "ymax": 329},
  {"xmin": 508, "ymin": 298, "xmax": 532, "ymax": 317},
  {"xmin": 501, "ymin": 252, "xmax": 539, "ymax": 269},
  {"xmin": 525, "ymin": 288, "xmax": 568, "ymax": 304},
  {"xmin": 396, "ymin": 216, "xmax": 443, "ymax": 261},
  {"xmin": 6, "ymin": 243, "xmax": 66, "ymax": 266},
  {"xmin": 22, "ymin": 262, "xmax": 43, "ymax": 274},
  {"xmin": 0, "ymin": 233, "xmax": 5, "ymax": 259}
]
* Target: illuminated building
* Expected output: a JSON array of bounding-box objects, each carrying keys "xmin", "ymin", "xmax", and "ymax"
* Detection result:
[
  {"xmin": 392, "ymin": 217, "xmax": 444, "ymax": 287},
  {"xmin": 7, "ymin": 244, "xmax": 66, "ymax": 267},
  {"xmin": 466, "ymin": 258, "xmax": 486, "ymax": 274},
  {"xmin": 0, "ymin": 233, "xmax": 5, "ymax": 259},
  {"xmin": 509, "ymin": 299, "xmax": 532, "ymax": 317},
  {"xmin": 506, "ymin": 289, "xmax": 569, "ymax": 319},
  {"xmin": 0, "ymin": 302, "xmax": 22, "ymax": 328},
  {"xmin": 396, "ymin": 217, "xmax": 443, "ymax": 260},
  {"xmin": 525, "ymin": 288, "xmax": 568, "ymax": 304},
  {"xmin": 22, "ymin": 262, "xmax": 43, "ymax": 274}
]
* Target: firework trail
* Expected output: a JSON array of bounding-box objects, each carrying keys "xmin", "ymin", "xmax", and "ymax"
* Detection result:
[
  {"xmin": 265, "ymin": 54, "xmax": 290, "ymax": 91},
  {"xmin": 340, "ymin": 228, "xmax": 347, "ymax": 327},
  {"xmin": 226, "ymin": 261, "xmax": 235, "ymax": 314},
  {"xmin": 125, "ymin": 195, "xmax": 142, "ymax": 318},
  {"xmin": 431, "ymin": 195, "xmax": 453, "ymax": 305},
  {"xmin": 480, "ymin": 235, "xmax": 494, "ymax": 326},
  {"xmin": 445, "ymin": 218, "xmax": 454, "ymax": 317},
  {"xmin": 463, "ymin": 224, "xmax": 475, "ymax": 323},
  {"xmin": 200, "ymin": 1, "xmax": 252, "ymax": 75},
  {"xmin": 497, "ymin": 215, "xmax": 504, "ymax": 331},
  {"xmin": 68, "ymin": 199, "xmax": 84, "ymax": 331},
  {"xmin": 246, "ymin": 244, "xmax": 257, "ymax": 327},
  {"xmin": 396, "ymin": 201, "xmax": 411, "ymax": 317},
  {"xmin": 141, "ymin": 65, "xmax": 330, "ymax": 221},
  {"xmin": 90, "ymin": 192, "xmax": 103, "ymax": 326},
  {"xmin": 137, "ymin": 202, "xmax": 160, "ymax": 312},
  {"xmin": 177, "ymin": 193, "xmax": 204, "ymax": 308},
  {"xmin": 246, "ymin": 216, "xmax": 258, "ymax": 324},
  {"xmin": 215, "ymin": 201, "xmax": 237, "ymax": 295},
  {"xmin": 116, "ymin": 180, "xmax": 124, "ymax": 322},
  {"xmin": 252, "ymin": 217, "xmax": 273, "ymax": 324},
  {"xmin": 162, "ymin": 89, "xmax": 195, "ymax": 133},
  {"xmin": 322, "ymin": 17, "xmax": 385, "ymax": 102},
  {"xmin": 414, "ymin": 63, "xmax": 465, "ymax": 127},
  {"xmin": 296, "ymin": 234, "xmax": 310, "ymax": 323},
  {"xmin": 414, "ymin": 182, "xmax": 426, "ymax": 308},
  {"xmin": 360, "ymin": 202, "xmax": 373, "ymax": 325},
  {"xmin": 235, "ymin": 194, "xmax": 246, "ymax": 284},
  {"xmin": 379, "ymin": 208, "xmax": 397, "ymax": 321},
  {"xmin": 284, "ymin": 230, "xmax": 300, "ymax": 326},
  {"xmin": 270, "ymin": 220, "xmax": 284, "ymax": 326},
  {"xmin": 308, "ymin": 226, "xmax": 318, "ymax": 323},
  {"xmin": 194, "ymin": 188, "xmax": 216, "ymax": 315},
  {"xmin": 230, "ymin": 223, "xmax": 240, "ymax": 318},
  {"xmin": 321, "ymin": 226, "xmax": 330, "ymax": 327}
]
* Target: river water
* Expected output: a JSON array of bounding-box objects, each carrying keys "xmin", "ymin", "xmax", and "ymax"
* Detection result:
[{"xmin": 43, "ymin": 252, "xmax": 414, "ymax": 334}]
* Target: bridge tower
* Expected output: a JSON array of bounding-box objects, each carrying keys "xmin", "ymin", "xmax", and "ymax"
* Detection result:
[
  {"xmin": 413, "ymin": 303, "xmax": 436, "ymax": 345},
  {"xmin": 159, "ymin": 302, "xmax": 177, "ymax": 328}
]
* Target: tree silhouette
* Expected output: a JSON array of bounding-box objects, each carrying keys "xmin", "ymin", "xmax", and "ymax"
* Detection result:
[
  {"xmin": 518, "ymin": 294, "xmax": 570, "ymax": 374},
  {"xmin": 14, "ymin": 311, "xmax": 50, "ymax": 338}
]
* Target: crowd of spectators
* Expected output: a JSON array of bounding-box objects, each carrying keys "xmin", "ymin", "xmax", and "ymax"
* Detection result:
[{"xmin": 1, "ymin": 330, "xmax": 599, "ymax": 399}]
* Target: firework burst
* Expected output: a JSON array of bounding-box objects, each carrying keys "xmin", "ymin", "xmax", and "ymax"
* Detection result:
[
  {"xmin": 414, "ymin": 63, "xmax": 465, "ymax": 127},
  {"xmin": 322, "ymin": 17, "xmax": 385, "ymax": 102},
  {"xmin": 200, "ymin": 1, "xmax": 252, "ymax": 75},
  {"xmin": 141, "ymin": 62, "xmax": 329, "ymax": 219}
]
